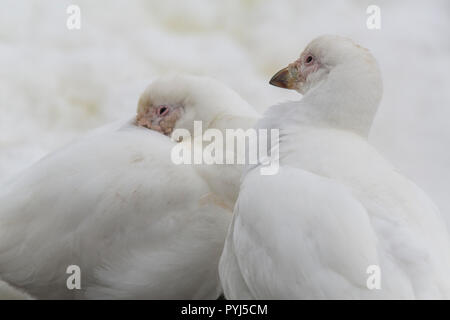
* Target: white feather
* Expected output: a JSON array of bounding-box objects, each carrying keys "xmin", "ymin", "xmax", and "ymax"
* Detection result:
[
  {"xmin": 0, "ymin": 75, "xmax": 258, "ymax": 299},
  {"xmin": 220, "ymin": 36, "xmax": 450, "ymax": 299}
]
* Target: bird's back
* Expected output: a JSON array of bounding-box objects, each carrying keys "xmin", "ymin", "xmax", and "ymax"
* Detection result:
[
  {"xmin": 286, "ymin": 126, "xmax": 450, "ymax": 294},
  {"xmin": 222, "ymin": 125, "xmax": 450, "ymax": 299},
  {"xmin": 0, "ymin": 122, "xmax": 230, "ymax": 299}
]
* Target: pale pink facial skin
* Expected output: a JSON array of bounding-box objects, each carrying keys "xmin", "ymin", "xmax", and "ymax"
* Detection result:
[
  {"xmin": 136, "ymin": 103, "xmax": 183, "ymax": 136},
  {"xmin": 287, "ymin": 50, "xmax": 320, "ymax": 89},
  {"xmin": 270, "ymin": 50, "xmax": 321, "ymax": 92}
]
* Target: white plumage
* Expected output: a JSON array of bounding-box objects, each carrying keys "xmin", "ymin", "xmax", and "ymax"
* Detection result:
[
  {"xmin": 219, "ymin": 35, "xmax": 450, "ymax": 299},
  {"xmin": 0, "ymin": 74, "xmax": 258, "ymax": 299}
]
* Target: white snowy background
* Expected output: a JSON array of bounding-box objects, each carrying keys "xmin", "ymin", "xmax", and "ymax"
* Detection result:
[{"xmin": 0, "ymin": 1, "xmax": 449, "ymax": 222}]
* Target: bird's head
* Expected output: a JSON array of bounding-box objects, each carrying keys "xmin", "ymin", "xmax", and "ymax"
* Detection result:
[
  {"xmin": 136, "ymin": 74, "xmax": 256, "ymax": 141},
  {"xmin": 270, "ymin": 35, "xmax": 381, "ymax": 95},
  {"xmin": 269, "ymin": 35, "xmax": 383, "ymax": 136},
  {"xmin": 136, "ymin": 78, "xmax": 185, "ymax": 137}
]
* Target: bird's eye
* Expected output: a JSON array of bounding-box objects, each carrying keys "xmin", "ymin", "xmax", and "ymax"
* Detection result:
[
  {"xmin": 305, "ymin": 56, "xmax": 313, "ymax": 64},
  {"xmin": 157, "ymin": 106, "xmax": 169, "ymax": 116}
]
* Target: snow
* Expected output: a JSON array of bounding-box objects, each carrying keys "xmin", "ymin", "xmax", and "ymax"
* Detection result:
[{"xmin": 0, "ymin": 0, "xmax": 449, "ymax": 222}]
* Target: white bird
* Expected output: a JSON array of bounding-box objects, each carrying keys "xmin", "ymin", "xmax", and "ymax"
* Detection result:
[
  {"xmin": 219, "ymin": 35, "xmax": 450, "ymax": 299},
  {"xmin": 0, "ymin": 74, "xmax": 259, "ymax": 299}
]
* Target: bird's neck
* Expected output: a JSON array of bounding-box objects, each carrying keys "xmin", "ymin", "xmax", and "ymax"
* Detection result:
[
  {"xmin": 295, "ymin": 63, "xmax": 382, "ymax": 137},
  {"xmin": 193, "ymin": 113, "xmax": 259, "ymax": 208},
  {"xmin": 207, "ymin": 113, "xmax": 259, "ymax": 135}
]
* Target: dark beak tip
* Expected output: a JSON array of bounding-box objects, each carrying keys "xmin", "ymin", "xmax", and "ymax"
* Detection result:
[
  {"xmin": 269, "ymin": 68, "xmax": 290, "ymax": 89},
  {"xmin": 268, "ymin": 77, "xmax": 277, "ymax": 86},
  {"xmin": 269, "ymin": 78, "xmax": 287, "ymax": 88}
]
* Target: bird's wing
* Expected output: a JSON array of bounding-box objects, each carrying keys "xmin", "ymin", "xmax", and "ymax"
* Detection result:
[
  {"xmin": 225, "ymin": 165, "xmax": 394, "ymax": 299},
  {"xmin": 219, "ymin": 212, "xmax": 254, "ymax": 299},
  {"xmin": 83, "ymin": 197, "xmax": 231, "ymax": 299}
]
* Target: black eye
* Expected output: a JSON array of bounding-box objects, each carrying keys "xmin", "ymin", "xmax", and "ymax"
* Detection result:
[
  {"xmin": 159, "ymin": 107, "xmax": 167, "ymax": 115},
  {"xmin": 306, "ymin": 56, "xmax": 313, "ymax": 63}
]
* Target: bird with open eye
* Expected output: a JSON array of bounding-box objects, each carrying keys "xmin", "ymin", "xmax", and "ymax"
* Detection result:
[
  {"xmin": 0, "ymin": 74, "xmax": 259, "ymax": 299},
  {"xmin": 220, "ymin": 35, "xmax": 450, "ymax": 299}
]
